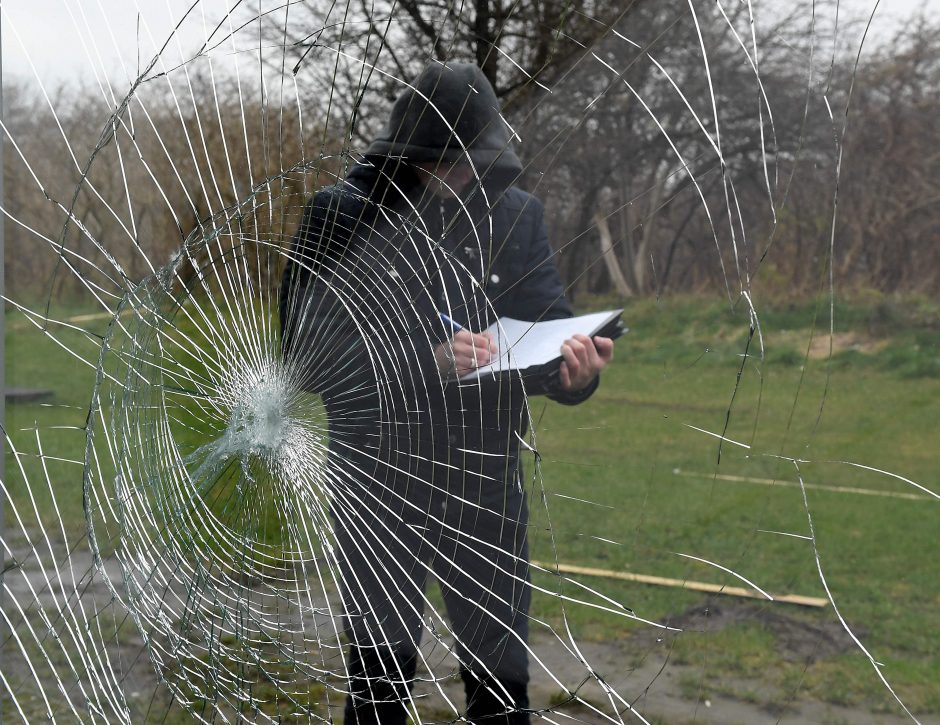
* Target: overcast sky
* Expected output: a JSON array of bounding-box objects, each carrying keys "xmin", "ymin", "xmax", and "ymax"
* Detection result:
[
  {"xmin": 2, "ymin": 0, "xmax": 935, "ymax": 88},
  {"xmin": 2, "ymin": 0, "xmax": 244, "ymax": 86}
]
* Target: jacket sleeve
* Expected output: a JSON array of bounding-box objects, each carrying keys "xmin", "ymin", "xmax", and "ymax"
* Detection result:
[
  {"xmin": 279, "ymin": 188, "xmax": 361, "ymax": 361},
  {"xmin": 279, "ymin": 188, "xmax": 376, "ymax": 398},
  {"xmin": 507, "ymin": 196, "xmax": 572, "ymax": 323},
  {"xmin": 511, "ymin": 195, "xmax": 599, "ymax": 405}
]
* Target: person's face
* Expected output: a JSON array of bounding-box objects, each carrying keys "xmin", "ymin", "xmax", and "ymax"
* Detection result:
[{"xmin": 415, "ymin": 160, "xmax": 475, "ymax": 198}]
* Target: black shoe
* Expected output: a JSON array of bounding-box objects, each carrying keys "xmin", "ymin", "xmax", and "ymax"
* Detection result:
[
  {"xmin": 343, "ymin": 647, "xmax": 418, "ymax": 725},
  {"xmin": 462, "ymin": 669, "xmax": 530, "ymax": 725}
]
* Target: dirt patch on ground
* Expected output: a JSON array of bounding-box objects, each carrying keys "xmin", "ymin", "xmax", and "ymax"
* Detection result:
[
  {"xmin": 659, "ymin": 600, "xmax": 861, "ymax": 663},
  {"xmin": 407, "ymin": 599, "xmax": 924, "ymax": 724},
  {"xmin": 806, "ymin": 331, "xmax": 888, "ymax": 359}
]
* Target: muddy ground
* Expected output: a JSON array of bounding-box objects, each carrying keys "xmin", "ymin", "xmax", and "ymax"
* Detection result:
[
  {"xmin": 2, "ymin": 545, "xmax": 935, "ymax": 724},
  {"xmin": 411, "ymin": 600, "xmax": 933, "ymax": 724}
]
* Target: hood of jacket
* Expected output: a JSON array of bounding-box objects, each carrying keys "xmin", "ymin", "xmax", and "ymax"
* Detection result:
[{"xmin": 364, "ymin": 62, "xmax": 523, "ymax": 186}]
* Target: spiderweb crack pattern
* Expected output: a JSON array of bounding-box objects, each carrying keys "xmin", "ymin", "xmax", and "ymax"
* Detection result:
[{"xmin": 1, "ymin": 2, "xmax": 936, "ymax": 724}]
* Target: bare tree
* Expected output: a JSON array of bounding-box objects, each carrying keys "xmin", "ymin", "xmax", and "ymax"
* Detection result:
[
  {"xmin": 4, "ymin": 70, "xmax": 339, "ymax": 301},
  {"xmin": 7, "ymin": 3, "xmax": 937, "ymax": 302}
]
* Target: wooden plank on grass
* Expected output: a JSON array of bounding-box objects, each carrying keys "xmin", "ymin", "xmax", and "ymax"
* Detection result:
[
  {"xmin": 673, "ymin": 468, "xmax": 933, "ymax": 502},
  {"xmin": 532, "ymin": 560, "xmax": 829, "ymax": 608}
]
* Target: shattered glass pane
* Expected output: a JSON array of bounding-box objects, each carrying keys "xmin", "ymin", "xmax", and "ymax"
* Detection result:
[{"xmin": 1, "ymin": 1, "xmax": 938, "ymax": 723}]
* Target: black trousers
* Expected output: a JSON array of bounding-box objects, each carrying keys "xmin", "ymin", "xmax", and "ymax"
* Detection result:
[{"xmin": 331, "ymin": 450, "xmax": 531, "ymax": 723}]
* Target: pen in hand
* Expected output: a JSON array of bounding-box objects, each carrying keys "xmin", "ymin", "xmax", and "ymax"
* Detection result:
[
  {"xmin": 439, "ymin": 312, "xmax": 464, "ymax": 334},
  {"xmin": 436, "ymin": 312, "xmax": 497, "ymax": 375}
]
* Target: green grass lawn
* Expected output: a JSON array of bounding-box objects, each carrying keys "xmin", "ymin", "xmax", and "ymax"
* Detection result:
[
  {"xmin": 4, "ymin": 293, "xmax": 940, "ymax": 717},
  {"xmin": 527, "ymin": 294, "xmax": 940, "ymax": 714}
]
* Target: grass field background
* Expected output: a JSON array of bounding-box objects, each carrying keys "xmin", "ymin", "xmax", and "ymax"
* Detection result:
[
  {"xmin": 5, "ymin": 292, "xmax": 939, "ymax": 719},
  {"xmin": 529, "ymin": 295, "xmax": 940, "ymax": 716}
]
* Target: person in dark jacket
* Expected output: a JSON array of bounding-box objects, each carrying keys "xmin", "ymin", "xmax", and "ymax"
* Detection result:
[{"xmin": 279, "ymin": 62, "xmax": 613, "ymax": 724}]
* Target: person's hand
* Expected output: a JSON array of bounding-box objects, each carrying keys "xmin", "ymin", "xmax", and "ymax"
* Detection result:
[
  {"xmin": 559, "ymin": 334, "xmax": 614, "ymax": 392},
  {"xmin": 435, "ymin": 330, "xmax": 496, "ymax": 378}
]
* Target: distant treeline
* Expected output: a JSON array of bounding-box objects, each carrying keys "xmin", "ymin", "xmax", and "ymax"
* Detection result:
[{"xmin": 3, "ymin": 1, "xmax": 938, "ymax": 303}]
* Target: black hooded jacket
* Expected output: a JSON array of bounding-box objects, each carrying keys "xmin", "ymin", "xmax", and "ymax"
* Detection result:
[{"xmin": 279, "ymin": 63, "xmax": 596, "ymax": 479}]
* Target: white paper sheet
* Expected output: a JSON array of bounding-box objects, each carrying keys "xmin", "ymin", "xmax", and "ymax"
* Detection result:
[{"xmin": 461, "ymin": 309, "xmax": 623, "ymax": 381}]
